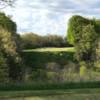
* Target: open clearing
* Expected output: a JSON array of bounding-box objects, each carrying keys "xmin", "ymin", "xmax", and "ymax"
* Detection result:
[{"xmin": 23, "ymin": 47, "xmax": 75, "ymax": 52}]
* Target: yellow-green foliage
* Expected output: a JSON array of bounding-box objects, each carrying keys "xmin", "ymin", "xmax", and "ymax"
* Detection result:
[
  {"xmin": 80, "ymin": 66, "xmax": 87, "ymax": 77},
  {"xmin": 0, "ymin": 12, "xmax": 22, "ymax": 81},
  {"xmin": 67, "ymin": 15, "xmax": 92, "ymax": 45},
  {"xmin": 67, "ymin": 15, "xmax": 98, "ymax": 68}
]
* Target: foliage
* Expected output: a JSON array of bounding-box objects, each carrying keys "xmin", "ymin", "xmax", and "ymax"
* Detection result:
[
  {"xmin": 0, "ymin": 12, "xmax": 16, "ymax": 32},
  {"xmin": 75, "ymin": 24, "xmax": 97, "ymax": 68},
  {"xmin": 95, "ymin": 38, "xmax": 100, "ymax": 68},
  {"xmin": 21, "ymin": 33, "xmax": 42, "ymax": 49},
  {"xmin": 0, "ymin": 12, "xmax": 100, "ymax": 83},
  {"xmin": 22, "ymin": 49, "xmax": 75, "ymax": 70},
  {"xmin": 79, "ymin": 63, "xmax": 87, "ymax": 76},
  {"xmin": 21, "ymin": 33, "xmax": 72, "ymax": 49},
  {"xmin": 67, "ymin": 15, "xmax": 92, "ymax": 45},
  {"xmin": 43, "ymin": 34, "xmax": 69, "ymax": 47},
  {"xmin": 95, "ymin": 20, "xmax": 100, "ymax": 35},
  {"xmin": 95, "ymin": 20, "xmax": 100, "ymax": 68},
  {"xmin": 0, "ymin": 51, "xmax": 9, "ymax": 82},
  {"xmin": 0, "ymin": 12, "xmax": 23, "ymax": 81},
  {"xmin": 67, "ymin": 15, "xmax": 97, "ymax": 68},
  {"xmin": 22, "ymin": 48, "xmax": 76, "ymax": 82}
]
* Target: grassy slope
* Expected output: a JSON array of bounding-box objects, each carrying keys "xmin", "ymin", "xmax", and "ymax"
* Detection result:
[{"xmin": 23, "ymin": 47, "xmax": 75, "ymax": 52}]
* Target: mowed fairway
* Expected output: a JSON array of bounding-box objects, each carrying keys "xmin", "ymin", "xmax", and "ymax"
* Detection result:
[{"xmin": 23, "ymin": 47, "xmax": 75, "ymax": 52}]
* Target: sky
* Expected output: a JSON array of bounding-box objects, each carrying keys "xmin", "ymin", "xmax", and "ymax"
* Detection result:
[{"xmin": 1, "ymin": 0, "xmax": 100, "ymax": 36}]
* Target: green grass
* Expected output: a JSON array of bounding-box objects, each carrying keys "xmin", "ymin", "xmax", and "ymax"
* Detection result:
[
  {"xmin": 0, "ymin": 88, "xmax": 100, "ymax": 98},
  {"xmin": 23, "ymin": 47, "xmax": 75, "ymax": 52},
  {"xmin": 1, "ymin": 81, "xmax": 100, "ymax": 98},
  {"xmin": 0, "ymin": 81, "xmax": 100, "ymax": 91},
  {"xmin": 0, "ymin": 81, "xmax": 100, "ymax": 98}
]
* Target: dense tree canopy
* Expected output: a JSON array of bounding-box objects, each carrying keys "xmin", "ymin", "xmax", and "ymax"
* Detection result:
[
  {"xmin": 21, "ymin": 33, "xmax": 42, "ymax": 49},
  {"xmin": 75, "ymin": 24, "xmax": 97, "ymax": 68},
  {"xmin": 67, "ymin": 15, "xmax": 92, "ymax": 45},
  {"xmin": 0, "ymin": 12, "xmax": 22, "ymax": 81},
  {"xmin": 67, "ymin": 15, "xmax": 98, "ymax": 68},
  {"xmin": 21, "ymin": 33, "xmax": 71, "ymax": 49}
]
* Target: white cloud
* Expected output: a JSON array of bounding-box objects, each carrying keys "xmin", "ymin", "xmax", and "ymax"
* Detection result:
[
  {"xmin": 1, "ymin": 0, "xmax": 100, "ymax": 36},
  {"xmin": 70, "ymin": 0, "xmax": 99, "ymax": 5}
]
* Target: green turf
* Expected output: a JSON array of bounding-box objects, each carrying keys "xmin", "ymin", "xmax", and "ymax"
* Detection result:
[
  {"xmin": 0, "ymin": 88, "xmax": 100, "ymax": 98},
  {"xmin": 0, "ymin": 81, "xmax": 100, "ymax": 91},
  {"xmin": 23, "ymin": 47, "xmax": 75, "ymax": 52}
]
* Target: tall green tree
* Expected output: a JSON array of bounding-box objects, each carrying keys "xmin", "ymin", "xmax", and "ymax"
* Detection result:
[
  {"xmin": 67, "ymin": 15, "xmax": 97, "ymax": 68},
  {"xmin": 0, "ymin": 12, "xmax": 23, "ymax": 81},
  {"xmin": 75, "ymin": 24, "xmax": 97, "ymax": 68}
]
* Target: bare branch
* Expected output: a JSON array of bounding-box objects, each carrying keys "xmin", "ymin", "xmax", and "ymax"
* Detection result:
[{"xmin": 0, "ymin": 0, "xmax": 15, "ymax": 9}]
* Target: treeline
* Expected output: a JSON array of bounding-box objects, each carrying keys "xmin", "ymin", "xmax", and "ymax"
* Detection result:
[{"xmin": 20, "ymin": 33, "xmax": 72, "ymax": 49}]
